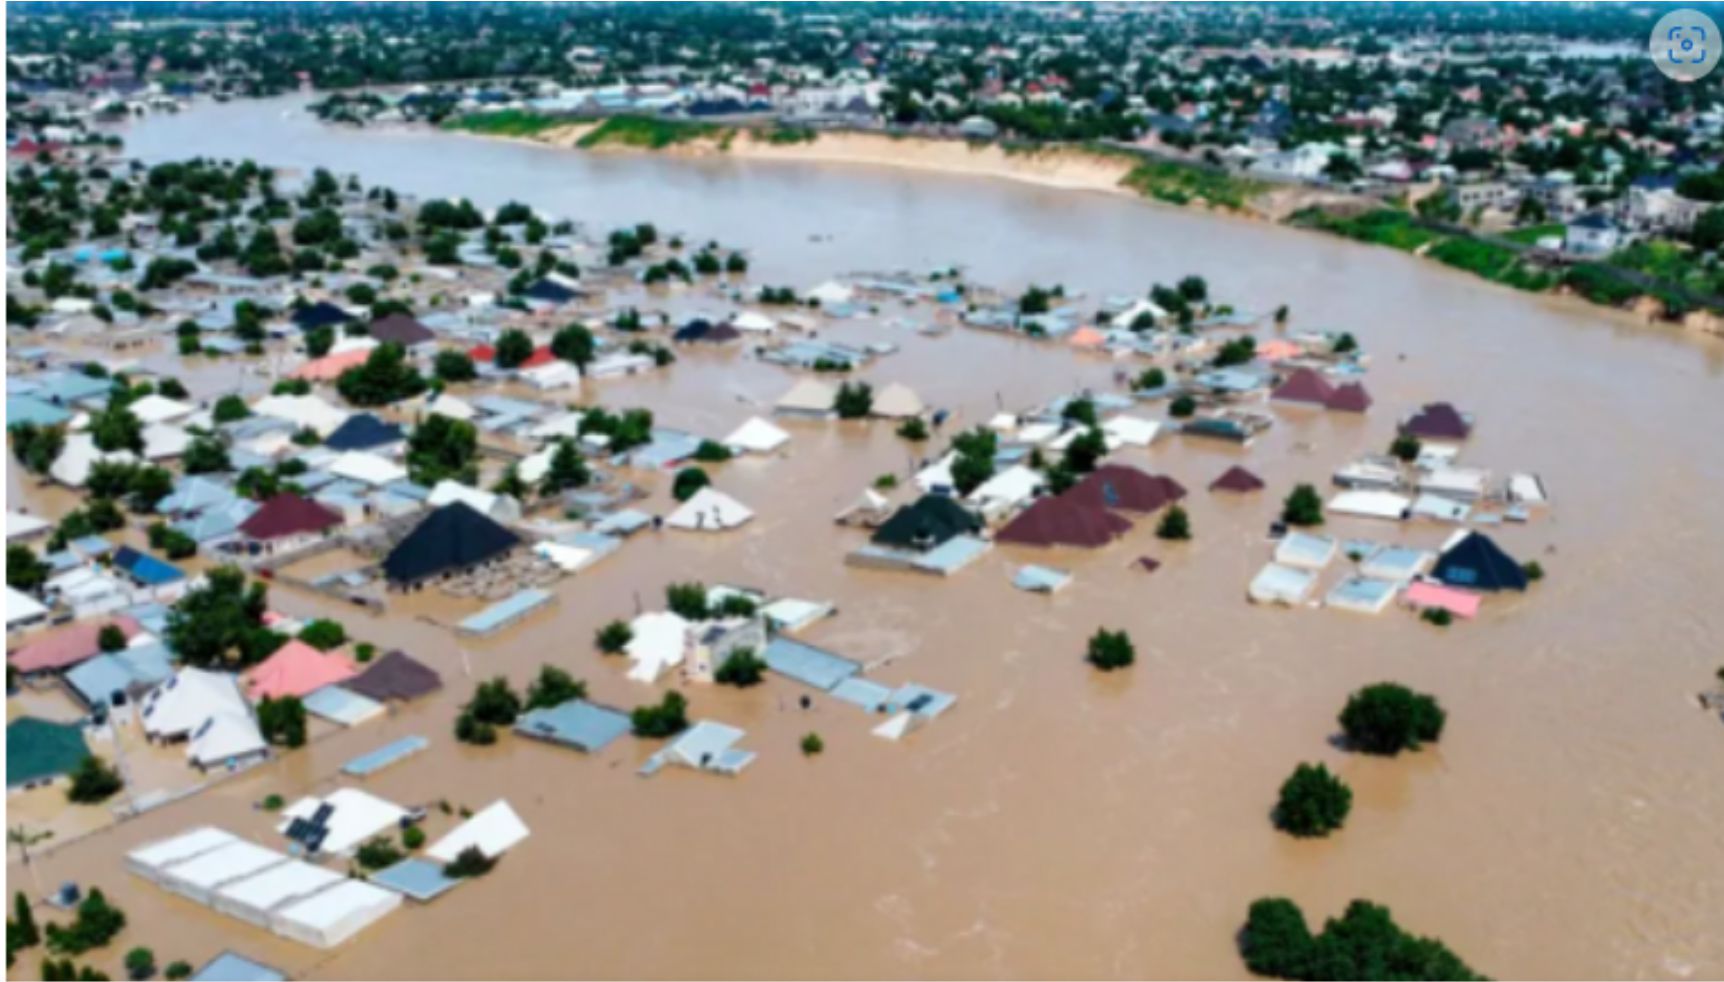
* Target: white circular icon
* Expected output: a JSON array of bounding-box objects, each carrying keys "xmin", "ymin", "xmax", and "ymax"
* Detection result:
[{"xmin": 1652, "ymin": 9, "xmax": 1720, "ymax": 82}]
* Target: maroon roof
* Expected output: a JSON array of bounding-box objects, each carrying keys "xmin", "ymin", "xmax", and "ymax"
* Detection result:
[
  {"xmin": 996, "ymin": 495, "xmax": 1133, "ymax": 548},
  {"xmin": 1270, "ymin": 367, "xmax": 1336, "ymax": 406},
  {"xmin": 239, "ymin": 493, "xmax": 343, "ymax": 540},
  {"xmin": 367, "ymin": 313, "xmax": 435, "ymax": 346},
  {"xmin": 1209, "ymin": 465, "xmax": 1265, "ymax": 493},
  {"xmin": 1324, "ymin": 382, "xmax": 1372, "ymax": 413},
  {"xmin": 1064, "ymin": 465, "xmax": 1186, "ymax": 513},
  {"xmin": 1402, "ymin": 402, "xmax": 1471, "ymax": 440}
]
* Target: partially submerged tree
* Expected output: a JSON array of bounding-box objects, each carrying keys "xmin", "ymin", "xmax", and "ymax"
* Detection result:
[
  {"xmin": 1273, "ymin": 763, "xmax": 1352, "ymax": 837},
  {"xmin": 1338, "ymin": 683, "xmax": 1446, "ymax": 755},
  {"xmin": 1085, "ymin": 628, "xmax": 1135, "ymax": 671}
]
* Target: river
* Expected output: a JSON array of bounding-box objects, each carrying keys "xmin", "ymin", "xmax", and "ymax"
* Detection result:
[{"xmin": 11, "ymin": 94, "xmax": 1723, "ymax": 980}]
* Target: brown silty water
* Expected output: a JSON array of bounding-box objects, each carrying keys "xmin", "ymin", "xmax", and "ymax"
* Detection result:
[{"xmin": 5, "ymin": 95, "xmax": 1724, "ymax": 980}]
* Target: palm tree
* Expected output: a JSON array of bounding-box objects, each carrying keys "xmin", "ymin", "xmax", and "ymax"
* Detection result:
[{"xmin": 9, "ymin": 824, "xmax": 53, "ymax": 893}]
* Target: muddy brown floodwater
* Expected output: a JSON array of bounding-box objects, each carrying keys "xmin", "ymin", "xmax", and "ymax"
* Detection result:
[{"xmin": 7, "ymin": 95, "xmax": 1723, "ymax": 981}]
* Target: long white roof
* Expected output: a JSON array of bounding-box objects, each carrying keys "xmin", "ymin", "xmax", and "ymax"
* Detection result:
[
  {"xmin": 275, "ymin": 788, "xmax": 408, "ymax": 857},
  {"xmin": 723, "ymin": 416, "xmax": 789, "ymax": 454},
  {"xmin": 427, "ymin": 800, "xmax": 530, "ymax": 862},
  {"xmin": 666, "ymin": 487, "xmax": 753, "ymax": 531}
]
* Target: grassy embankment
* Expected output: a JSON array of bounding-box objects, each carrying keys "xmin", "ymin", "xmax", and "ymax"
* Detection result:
[
  {"xmin": 1293, "ymin": 207, "xmax": 1710, "ymax": 312},
  {"xmin": 575, "ymin": 114, "xmax": 732, "ymax": 150},
  {"xmin": 441, "ymin": 110, "xmax": 567, "ymax": 138},
  {"xmin": 1118, "ymin": 158, "xmax": 1266, "ymax": 211}
]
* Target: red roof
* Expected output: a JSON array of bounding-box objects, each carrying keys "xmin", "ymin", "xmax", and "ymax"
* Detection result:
[
  {"xmin": 996, "ymin": 495, "xmax": 1133, "ymax": 548},
  {"xmin": 1325, "ymin": 382, "xmax": 1372, "ymax": 413},
  {"xmin": 1270, "ymin": 367, "xmax": 1336, "ymax": 406},
  {"xmin": 9, "ymin": 616, "xmax": 142, "ymax": 674},
  {"xmin": 239, "ymin": 493, "xmax": 343, "ymax": 540},
  {"xmin": 1209, "ymin": 465, "xmax": 1265, "ymax": 493},
  {"xmin": 1064, "ymin": 465, "xmax": 1186, "ymax": 513},
  {"xmin": 245, "ymin": 640, "xmax": 357, "ymax": 701},
  {"xmin": 469, "ymin": 344, "xmax": 555, "ymax": 368}
]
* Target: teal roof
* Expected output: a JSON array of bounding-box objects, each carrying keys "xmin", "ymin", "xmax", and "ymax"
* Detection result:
[{"xmin": 7, "ymin": 717, "xmax": 89, "ymax": 787}]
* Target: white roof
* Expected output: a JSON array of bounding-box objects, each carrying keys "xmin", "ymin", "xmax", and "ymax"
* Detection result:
[
  {"xmin": 1102, "ymin": 415, "xmax": 1162, "ymax": 447},
  {"xmin": 329, "ymin": 451, "xmax": 408, "ymax": 487},
  {"xmin": 517, "ymin": 446, "xmax": 555, "ymax": 484},
  {"xmin": 1248, "ymin": 562, "xmax": 1318, "ymax": 605},
  {"xmin": 986, "ymin": 413, "xmax": 1019, "ymax": 433},
  {"xmin": 272, "ymin": 878, "xmax": 402, "ymax": 949},
  {"xmin": 427, "ymin": 800, "xmax": 530, "ymax": 862},
  {"xmin": 1327, "ymin": 489, "xmax": 1411, "ymax": 520},
  {"xmin": 730, "ymin": 310, "xmax": 777, "ymax": 332},
  {"xmin": 665, "ymin": 487, "xmax": 754, "ymax": 531},
  {"xmin": 50, "ymin": 433, "xmax": 138, "ymax": 488},
  {"xmin": 1411, "ymin": 493, "xmax": 1471, "ymax": 523},
  {"xmin": 126, "ymin": 393, "xmax": 196, "ymax": 425},
  {"xmin": 1507, "ymin": 473, "xmax": 1547, "ymax": 504},
  {"xmin": 774, "ymin": 378, "xmax": 837, "ymax": 414},
  {"xmin": 1274, "ymin": 531, "xmax": 1338, "ymax": 570},
  {"xmin": 427, "ymin": 479, "xmax": 519, "ymax": 520},
  {"xmin": 253, "ymin": 394, "xmax": 349, "ymax": 436},
  {"xmin": 425, "ymin": 393, "xmax": 476, "ymax": 422},
  {"xmin": 276, "ymin": 788, "xmax": 408, "ymax": 857},
  {"xmin": 6, "ymin": 586, "xmax": 49, "ymax": 627},
  {"xmin": 913, "ymin": 451, "xmax": 958, "ymax": 493},
  {"xmin": 723, "ymin": 416, "xmax": 789, "ymax": 454},
  {"xmin": 141, "ymin": 422, "xmax": 193, "ymax": 461},
  {"xmin": 871, "ymin": 382, "xmax": 924, "ymax": 419},
  {"xmin": 1014, "ymin": 421, "xmax": 1061, "ymax": 446},
  {"xmin": 1417, "ymin": 466, "xmax": 1489, "ymax": 499},
  {"xmin": 625, "ymin": 611, "xmax": 691, "ymax": 683},
  {"xmin": 6, "ymin": 511, "xmax": 51, "ymax": 540},
  {"xmin": 142, "ymin": 667, "xmax": 251, "ymax": 740},
  {"xmin": 520, "ymin": 361, "xmax": 582, "ymax": 390},
  {"xmin": 533, "ymin": 540, "xmax": 602, "ymax": 573},
  {"xmin": 214, "ymin": 859, "xmax": 343, "ymax": 922},
  {"xmin": 525, "ymin": 411, "xmax": 584, "ymax": 441},
  {"xmin": 162, "ymin": 839, "xmax": 288, "ymax": 896},
  {"xmin": 127, "ymin": 826, "xmax": 240, "ymax": 878},
  {"xmin": 188, "ymin": 712, "xmax": 267, "ymax": 766},
  {"xmin": 966, "ymin": 464, "xmax": 1044, "ymax": 511},
  {"xmin": 807, "ymin": 280, "xmax": 854, "ymax": 306},
  {"xmin": 328, "ymin": 335, "xmax": 378, "ymax": 355}
]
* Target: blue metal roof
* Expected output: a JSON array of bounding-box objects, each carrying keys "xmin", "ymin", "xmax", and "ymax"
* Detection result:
[
  {"xmin": 763, "ymin": 637, "xmax": 860, "ymax": 692},
  {"xmin": 342, "ymin": 735, "xmax": 430, "ymax": 777},
  {"xmin": 369, "ymin": 858, "xmax": 461, "ymax": 902},
  {"xmin": 111, "ymin": 545, "xmax": 185, "ymax": 586},
  {"xmin": 191, "ymin": 951, "xmax": 285, "ymax": 982},
  {"xmin": 514, "ymin": 699, "xmax": 631, "ymax": 753}
]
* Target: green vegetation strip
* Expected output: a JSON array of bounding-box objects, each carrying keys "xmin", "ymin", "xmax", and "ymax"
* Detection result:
[
  {"xmin": 1120, "ymin": 159, "xmax": 1264, "ymax": 211},
  {"xmin": 576, "ymin": 114, "xmax": 729, "ymax": 150},
  {"xmin": 442, "ymin": 110, "xmax": 567, "ymax": 138}
]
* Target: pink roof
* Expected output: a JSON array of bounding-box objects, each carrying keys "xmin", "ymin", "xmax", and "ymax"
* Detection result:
[
  {"xmin": 244, "ymin": 640, "xmax": 358, "ymax": 701},
  {"xmin": 9, "ymin": 616, "xmax": 142, "ymax": 673},
  {"xmin": 1405, "ymin": 582, "xmax": 1482, "ymax": 619},
  {"xmin": 1255, "ymin": 339, "xmax": 1303, "ymax": 362},
  {"xmin": 291, "ymin": 348, "xmax": 370, "ymax": 382},
  {"xmin": 1068, "ymin": 326, "xmax": 1107, "ymax": 348}
]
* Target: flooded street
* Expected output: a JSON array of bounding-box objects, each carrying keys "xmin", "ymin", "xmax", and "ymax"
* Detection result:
[{"xmin": 10, "ymin": 94, "xmax": 1724, "ymax": 980}]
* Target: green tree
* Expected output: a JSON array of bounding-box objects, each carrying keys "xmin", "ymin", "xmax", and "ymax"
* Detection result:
[
  {"xmin": 896, "ymin": 418, "xmax": 929, "ymax": 441},
  {"xmin": 596, "ymin": 620, "xmax": 632, "ymax": 654},
  {"xmin": 355, "ymin": 838, "xmax": 403, "ymax": 871},
  {"xmin": 123, "ymin": 947, "xmax": 154, "ymax": 981},
  {"xmin": 305, "ymin": 324, "xmax": 335, "ymax": 358},
  {"xmin": 538, "ymin": 439, "xmax": 589, "ymax": 495},
  {"xmin": 1338, "ymin": 683, "xmax": 1446, "ymax": 755},
  {"xmin": 665, "ymin": 582, "xmax": 709, "ymax": 620},
  {"xmin": 212, "ymin": 394, "xmax": 250, "ymax": 423},
  {"xmin": 11, "ymin": 892, "xmax": 40, "ymax": 952},
  {"xmin": 336, "ymin": 342, "xmax": 426, "ymax": 407},
  {"xmin": 1281, "ymin": 484, "xmax": 1324, "ymax": 526},
  {"xmin": 66, "ymin": 757, "xmax": 123, "ymax": 805},
  {"xmin": 1062, "ymin": 427, "xmax": 1107, "ymax": 473},
  {"xmin": 1169, "ymin": 394, "xmax": 1197, "ymax": 418},
  {"xmin": 714, "ymin": 647, "xmax": 768, "ymax": 687},
  {"xmin": 833, "ymin": 381, "xmax": 873, "ymax": 419},
  {"xmin": 296, "ymin": 619, "xmax": 348, "ymax": 651},
  {"xmin": 89, "ymin": 403, "xmax": 143, "ymax": 453},
  {"xmin": 692, "ymin": 440, "xmax": 732, "ymax": 463},
  {"xmin": 164, "ymin": 566, "xmax": 277, "ymax": 669},
  {"xmin": 1240, "ymin": 897, "xmax": 1483, "ymax": 981},
  {"xmin": 549, "ymin": 324, "xmax": 595, "ymax": 368},
  {"xmin": 1156, "ymin": 505, "xmax": 1191, "ymax": 541},
  {"xmin": 800, "ymin": 732, "xmax": 824, "ymax": 756},
  {"xmin": 465, "ymin": 677, "xmax": 521, "ymax": 727},
  {"xmin": 524, "ymin": 665, "xmax": 586, "ymax": 710},
  {"xmin": 442, "ymin": 845, "xmax": 496, "ymax": 879},
  {"xmin": 671, "ymin": 466, "xmax": 710, "ymax": 502},
  {"xmin": 493, "ymin": 329, "xmax": 535, "ymax": 370},
  {"xmin": 1274, "ymin": 763, "xmax": 1352, "ymax": 837},
  {"xmin": 97, "ymin": 625, "xmax": 127, "ymax": 653},
  {"xmin": 433, "ymin": 349, "xmax": 476, "ymax": 383},
  {"xmin": 44, "ymin": 888, "xmax": 124, "ymax": 955},
  {"xmin": 1086, "ymin": 628, "xmax": 1135, "ymax": 671},
  {"xmin": 164, "ymin": 962, "xmax": 191, "ymax": 981},
  {"xmin": 7, "ymin": 545, "xmax": 48, "ymax": 592},
  {"xmin": 1389, "ymin": 433, "xmax": 1422, "ymax": 462},
  {"xmin": 631, "ymin": 690, "xmax": 689, "ymax": 738},
  {"xmin": 256, "ymin": 696, "xmax": 307, "ymax": 748},
  {"xmin": 406, "ymin": 414, "xmax": 478, "ymax": 486}
]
